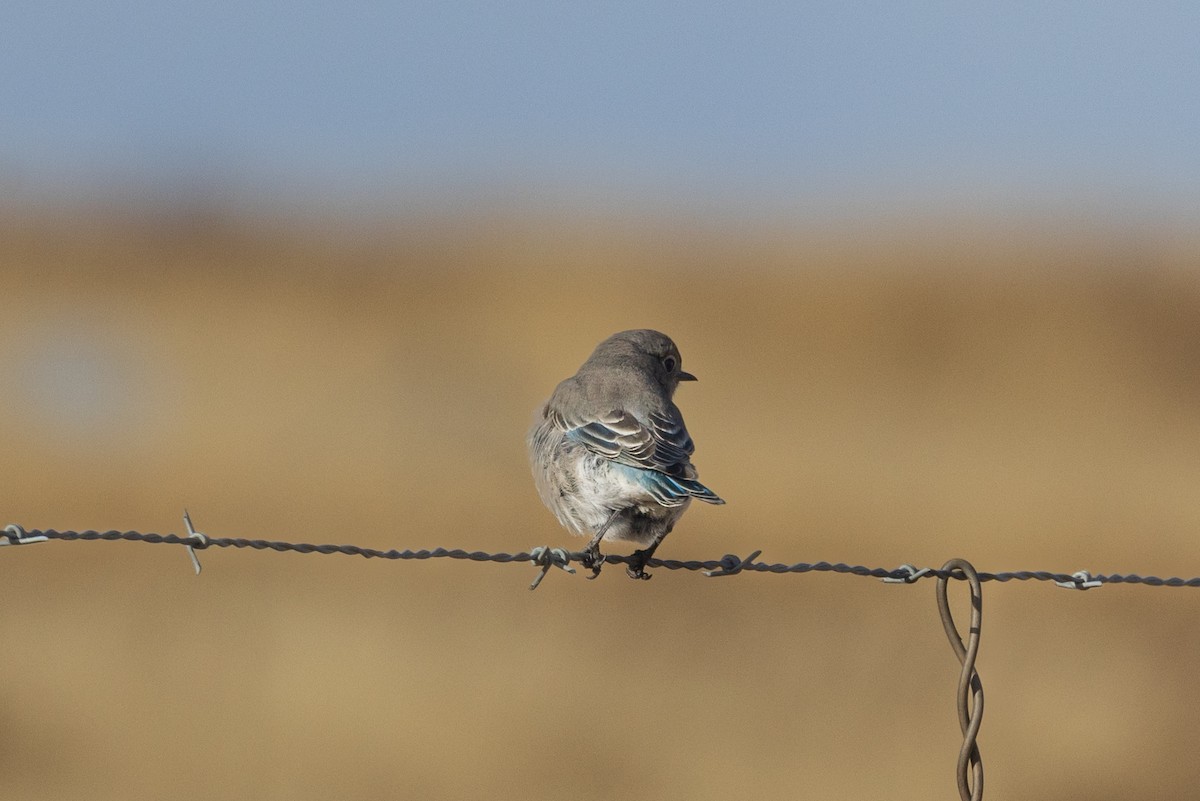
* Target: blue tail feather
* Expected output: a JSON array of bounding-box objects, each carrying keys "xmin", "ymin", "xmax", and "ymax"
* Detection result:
[{"xmin": 616, "ymin": 464, "xmax": 725, "ymax": 506}]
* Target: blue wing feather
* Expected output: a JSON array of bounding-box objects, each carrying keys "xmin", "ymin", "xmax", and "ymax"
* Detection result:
[{"xmin": 561, "ymin": 405, "xmax": 724, "ymax": 505}]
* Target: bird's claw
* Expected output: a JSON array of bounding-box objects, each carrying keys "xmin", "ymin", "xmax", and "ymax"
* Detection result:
[
  {"xmin": 580, "ymin": 547, "xmax": 606, "ymax": 580},
  {"xmin": 625, "ymin": 549, "xmax": 654, "ymax": 581}
]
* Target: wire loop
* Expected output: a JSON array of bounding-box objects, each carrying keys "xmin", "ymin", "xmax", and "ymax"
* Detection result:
[{"xmin": 936, "ymin": 558, "xmax": 984, "ymax": 801}]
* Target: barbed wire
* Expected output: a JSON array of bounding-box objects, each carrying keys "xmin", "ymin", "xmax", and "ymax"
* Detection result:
[
  {"xmin": 4, "ymin": 513, "xmax": 1199, "ymax": 801},
  {"xmin": 4, "ymin": 520, "xmax": 1198, "ymax": 590}
]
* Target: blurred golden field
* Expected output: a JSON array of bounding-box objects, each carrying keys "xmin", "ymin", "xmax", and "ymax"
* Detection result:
[{"xmin": 2, "ymin": 206, "xmax": 1200, "ymax": 800}]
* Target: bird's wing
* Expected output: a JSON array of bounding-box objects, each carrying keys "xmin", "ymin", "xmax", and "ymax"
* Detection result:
[
  {"xmin": 554, "ymin": 405, "xmax": 693, "ymax": 476},
  {"xmin": 550, "ymin": 405, "xmax": 724, "ymax": 506}
]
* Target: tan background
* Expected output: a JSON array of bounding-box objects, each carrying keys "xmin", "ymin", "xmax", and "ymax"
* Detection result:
[{"xmin": 2, "ymin": 208, "xmax": 1199, "ymax": 800}]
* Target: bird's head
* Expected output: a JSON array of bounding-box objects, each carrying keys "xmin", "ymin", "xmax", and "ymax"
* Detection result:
[{"xmin": 588, "ymin": 329, "xmax": 697, "ymax": 396}]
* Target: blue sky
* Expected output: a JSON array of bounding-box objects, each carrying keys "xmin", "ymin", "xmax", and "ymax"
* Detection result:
[{"xmin": 3, "ymin": 2, "xmax": 1199, "ymax": 217}]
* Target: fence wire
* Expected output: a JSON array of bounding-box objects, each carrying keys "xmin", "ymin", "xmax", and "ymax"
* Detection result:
[
  {"xmin": 4, "ymin": 514, "xmax": 1199, "ymax": 801},
  {"xmin": 6, "ymin": 521, "xmax": 1199, "ymax": 589}
]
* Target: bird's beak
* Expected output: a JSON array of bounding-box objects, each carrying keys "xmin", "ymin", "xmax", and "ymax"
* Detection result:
[{"xmin": 678, "ymin": 371, "xmax": 698, "ymax": 381}]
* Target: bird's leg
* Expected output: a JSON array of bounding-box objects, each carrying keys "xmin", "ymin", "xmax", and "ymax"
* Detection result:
[
  {"xmin": 581, "ymin": 510, "xmax": 620, "ymax": 579},
  {"xmin": 626, "ymin": 526, "xmax": 672, "ymax": 581}
]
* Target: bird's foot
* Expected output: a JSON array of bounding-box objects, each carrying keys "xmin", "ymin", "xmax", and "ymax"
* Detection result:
[
  {"xmin": 580, "ymin": 546, "xmax": 607, "ymax": 580},
  {"xmin": 625, "ymin": 548, "xmax": 655, "ymax": 581}
]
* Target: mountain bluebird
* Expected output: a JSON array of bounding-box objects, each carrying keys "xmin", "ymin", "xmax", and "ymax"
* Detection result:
[{"xmin": 528, "ymin": 329, "xmax": 724, "ymax": 580}]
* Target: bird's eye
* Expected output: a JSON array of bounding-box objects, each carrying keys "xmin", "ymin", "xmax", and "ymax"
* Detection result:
[{"xmin": 663, "ymin": 356, "xmax": 678, "ymax": 372}]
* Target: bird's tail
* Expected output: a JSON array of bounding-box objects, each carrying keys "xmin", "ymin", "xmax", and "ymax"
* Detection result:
[
  {"xmin": 680, "ymin": 477, "xmax": 725, "ymax": 505},
  {"xmin": 627, "ymin": 466, "xmax": 726, "ymax": 507}
]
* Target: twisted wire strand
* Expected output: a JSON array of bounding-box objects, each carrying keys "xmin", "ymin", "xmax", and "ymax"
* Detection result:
[
  {"xmin": 937, "ymin": 558, "xmax": 985, "ymax": 801},
  {"xmin": 5, "ymin": 526, "xmax": 1200, "ymax": 588}
]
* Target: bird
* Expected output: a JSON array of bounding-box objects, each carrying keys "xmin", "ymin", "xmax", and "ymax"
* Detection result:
[{"xmin": 527, "ymin": 329, "xmax": 724, "ymax": 580}]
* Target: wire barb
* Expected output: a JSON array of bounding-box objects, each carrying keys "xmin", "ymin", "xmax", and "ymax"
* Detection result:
[
  {"xmin": 1054, "ymin": 569, "xmax": 1103, "ymax": 590},
  {"xmin": 181, "ymin": 509, "xmax": 207, "ymax": 576},
  {"xmin": 0, "ymin": 524, "xmax": 49, "ymax": 546},
  {"xmin": 937, "ymin": 558, "xmax": 985, "ymax": 801},
  {"xmin": 882, "ymin": 563, "xmax": 932, "ymax": 584},
  {"xmin": 703, "ymin": 550, "xmax": 762, "ymax": 577},
  {"xmin": 527, "ymin": 546, "xmax": 576, "ymax": 590}
]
